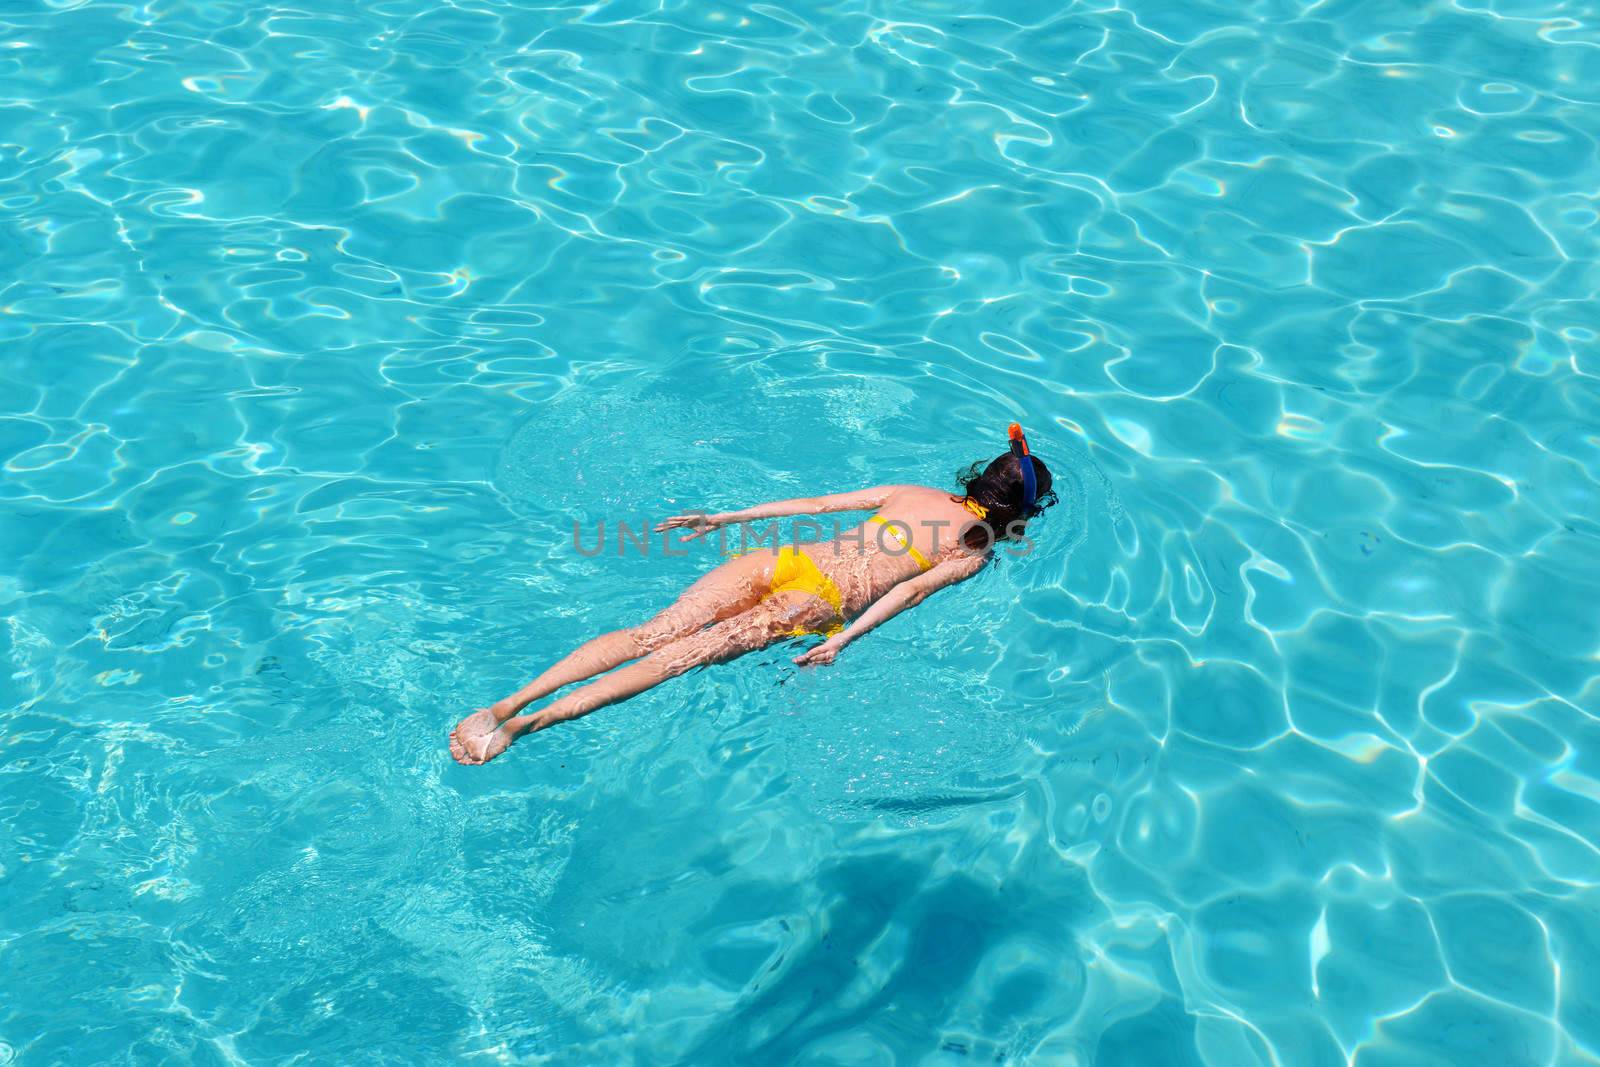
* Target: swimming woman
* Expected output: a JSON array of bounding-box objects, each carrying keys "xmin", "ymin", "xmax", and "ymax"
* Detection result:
[{"xmin": 449, "ymin": 425, "xmax": 1054, "ymax": 764}]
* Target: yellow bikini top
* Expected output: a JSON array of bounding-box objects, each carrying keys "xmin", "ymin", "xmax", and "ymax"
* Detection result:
[{"xmin": 867, "ymin": 515, "xmax": 933, "ymax": 572}]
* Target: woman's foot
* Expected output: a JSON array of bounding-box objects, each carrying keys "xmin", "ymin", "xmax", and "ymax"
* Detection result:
[{"xmin": 450, "ymin": 708, "xmax": 522, "ymax": 765}]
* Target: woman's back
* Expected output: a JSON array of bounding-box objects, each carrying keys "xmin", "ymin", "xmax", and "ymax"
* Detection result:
[{"xmin": 804, "ymin": 486, "xmax": 983, "ymax": 614}]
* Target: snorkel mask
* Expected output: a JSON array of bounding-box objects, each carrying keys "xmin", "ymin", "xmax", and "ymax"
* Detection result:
[{"xmin": 1008, "ymin": 422, "xmax": 1038, "ymax": 515}]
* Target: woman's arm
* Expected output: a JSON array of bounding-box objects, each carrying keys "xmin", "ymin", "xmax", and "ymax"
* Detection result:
[
  {"xmin": 793, "ymin": 552, "xmax": 989, "ymax": 666},
  {"xmin": 655, "ymin": 485, "xmax": 910, "ymax": 537}
]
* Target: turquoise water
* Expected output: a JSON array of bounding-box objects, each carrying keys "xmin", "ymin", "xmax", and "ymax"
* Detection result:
[{"xmin": 3, "ymin": 0, "xmax": 1600, "ymax": 1061}]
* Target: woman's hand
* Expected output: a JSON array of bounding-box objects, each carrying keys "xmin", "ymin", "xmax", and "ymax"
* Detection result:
[
  {"xmin": 794, "ymin": 637, "xmax": 845, "ymax": 667},
  {"xmin": 654, "ymin": 512, "xmax": 723, "ymax": 540}
]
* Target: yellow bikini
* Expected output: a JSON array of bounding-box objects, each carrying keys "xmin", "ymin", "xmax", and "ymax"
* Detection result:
[
  {"xmin": 867, "ymin": 515, "xmax": 933, "ymax": 572},
  {"xmin": 754, "ymin": 514, "xmax": 935, "ymax": 638},
  {"xmin": 765, "ymin": 546, "xmax": 844, "ymax": 636}
]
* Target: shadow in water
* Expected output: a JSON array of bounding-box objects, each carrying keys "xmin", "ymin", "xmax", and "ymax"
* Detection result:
[{"xmin": 675, "ymin": 850, "xmax": 1158, "ymax": 1064}]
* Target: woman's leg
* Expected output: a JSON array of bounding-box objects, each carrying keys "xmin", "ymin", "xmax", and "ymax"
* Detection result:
[
  {"xmin": 448, "ymin": 551, "xmax": 777, "ymax": 753},
  {"xmin": 493, "ymin": 551, "xmax": 775, "ymax": 716},
  {"xmin": 451, "ymin": 591, "xmax": 832, "ymax": 764}
]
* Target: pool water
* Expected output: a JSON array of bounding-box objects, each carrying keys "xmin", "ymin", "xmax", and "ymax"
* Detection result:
[{"xmin": 3, "ymin": 0, "xmax": 1599, "ymax": 1062}]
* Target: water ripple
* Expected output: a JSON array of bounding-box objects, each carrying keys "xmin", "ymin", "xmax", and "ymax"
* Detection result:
[{"xmin": 2, "ymin": 0, "xmax": 1599, "ymax": 1063}]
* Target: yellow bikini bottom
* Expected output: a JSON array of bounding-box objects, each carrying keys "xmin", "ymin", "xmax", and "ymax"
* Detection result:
[{"xmin": 764, "ymin": 546, "xmax": 843, "ymax": 637}]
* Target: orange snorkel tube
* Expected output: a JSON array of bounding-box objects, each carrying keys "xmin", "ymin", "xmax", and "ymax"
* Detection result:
[{"xmin": 1008, "ymin": 422, "xmax": 1037, "ymax": 514}]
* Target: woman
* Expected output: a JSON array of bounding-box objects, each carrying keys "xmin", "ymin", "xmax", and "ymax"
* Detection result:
[{"xmin": 450, "ymin": 425, "xmax": 1055, "ymax": 764}]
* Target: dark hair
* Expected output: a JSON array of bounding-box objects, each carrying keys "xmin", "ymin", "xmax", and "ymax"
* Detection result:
[{"xmin": 953, "ymin": 451, "xmax": 1057, "ymax": 549}]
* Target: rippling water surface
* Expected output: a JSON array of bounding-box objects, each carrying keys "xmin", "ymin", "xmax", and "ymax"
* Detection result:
[{"xmin": 4, "ymin": 0, "xmax": 1600, "ymax": 1063}]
